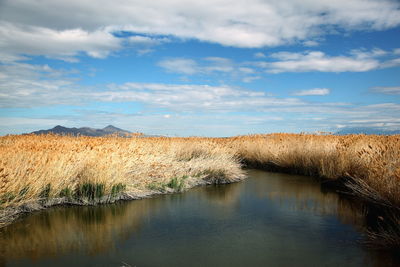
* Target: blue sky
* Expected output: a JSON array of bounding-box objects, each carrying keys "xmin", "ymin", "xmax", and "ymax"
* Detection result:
[{"xmin": 0, "ymin": 0, "xmax": 400, "ymax": 136}]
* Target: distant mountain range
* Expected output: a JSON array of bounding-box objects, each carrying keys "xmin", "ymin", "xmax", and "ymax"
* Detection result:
[
  {"xmin": 31, "ymin": 125, "xmax": 133, "ymax": 137},
  {"xmin": 29, "ymin": 125, "xmax": 400, "ymax": 137},
  {"xmin": 336, "ymin": 127, "xmax": 400, "ymax": 135}
]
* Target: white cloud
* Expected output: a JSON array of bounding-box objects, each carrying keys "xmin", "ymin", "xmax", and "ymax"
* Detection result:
[
  {"xmin": 0, "ymin": 60, "xmax": 292, "ymax": 111},
  {"xmin": 158, "ymin": 57, "xmax": 236, "ymax": 75},
  {"xmin": 303, "ymin": 40, "xmax": 319, "ymax": 47},
  {"xmin": 157, "ymin": 58, "xmax": 199, "ymax": 75},
  {"xmin": 98, "ymin": 82, "xmax": 283, "ymax": 112},
  {"xmin": 0, "ymin": 22, "xmax": 121, "ymax": 60},
  {"xmin": 0, "ymin": 22, "xmax": 168, "ymax": 61},
  {"xmin": 242, "ymin": 76, "xmax": 261, "ymax": 83},
  {"xmin": 254, "ymin": 52, "xmax": 267, "ymax": 58},
  {"xmin": 292, "ymin": 88, "xmax": 330, "ymax": 96},
  {"xmin": 159, "ymin": 48, "xmax": 400, "ymax": 77},
  {"xmin": 0, "ymin": 0, "xmax": 399, "ymax": 58},
  {"xmin": 157, "ymin": 57, "xmax": 259, "ymax": 82},
  {"xmin": 260, "ymin": 48, "xmax": 400, "ymax": 73},
  {"xmin": 1, "ymin": 59, "xmax": 400, "ymax": 136},
  {"xmin": 371, "ymin": 86, "xmax": 400, "ymax": 95},
  {"xmin": 266, "ymin": 51, "xmax": 379, "ymax": 73},
  {"xmin": 0, "ymin": 61, "xmax": 90, "ymax": 107}
]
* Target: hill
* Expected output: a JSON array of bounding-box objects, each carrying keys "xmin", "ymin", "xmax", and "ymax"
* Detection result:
[{"xmin": 31, "ymin": 125, "xmax": 132, "ymax": 137}]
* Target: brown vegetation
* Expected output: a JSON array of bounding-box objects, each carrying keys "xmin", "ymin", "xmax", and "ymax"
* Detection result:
[
  {"xmin": 0, "ymin": 133, "xmax": 399, "ymax": 247},
  {"xmin": 230, "ymin": 134, "xmax": 400, "ymax": 209},
  {"xmin": 0, "ymin": 134, "xmax": 244, "ymax": 225}
]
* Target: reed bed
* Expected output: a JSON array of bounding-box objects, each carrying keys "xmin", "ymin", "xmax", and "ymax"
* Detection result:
[
  {"xmin": 0, "ymin": 134, "xmax": 244, "ymax": 226},
  {"xmin": 0, "ymin": 133, "xmax": 399, "ymax": 247},
  {"xmin": 229, "ymin": 134, "xmax": 400, "ymax": 209}
]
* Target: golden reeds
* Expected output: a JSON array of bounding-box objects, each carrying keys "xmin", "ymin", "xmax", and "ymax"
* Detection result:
[
  {"xmin": 0, "ymin": 134, "xmax": 244, "ymax": 221},
  {"xmin": 1, "ymin": 133, "xmax": 399, "ymax": 245},
  {"xmin": 229, "ymin": 134, "xmax": 400, "ymax": 209}
]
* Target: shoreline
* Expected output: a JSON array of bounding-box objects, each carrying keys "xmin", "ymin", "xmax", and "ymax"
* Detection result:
[{"xmin": 0, "ymin": 173, "xmax": 245, "ymax": 228}]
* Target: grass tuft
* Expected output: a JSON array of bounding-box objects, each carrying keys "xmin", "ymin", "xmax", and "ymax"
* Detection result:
[
  {"xmin": 39, "ymin": 184, "xmax": 51, "ymax": 199},
  {"xmin": 74, "ymin": 183, "xmax": 105, "ymax": 201}
]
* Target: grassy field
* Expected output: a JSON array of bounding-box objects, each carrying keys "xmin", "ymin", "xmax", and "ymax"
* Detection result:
[
  {"xmin": 231, "ymin": 134, "xmax": 400, "ymax": 209},
  {"xmin": 1, "ymin": 133, "xmax": 399, "ymax": 246}
]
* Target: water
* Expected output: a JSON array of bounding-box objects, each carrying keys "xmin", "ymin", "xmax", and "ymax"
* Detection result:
[{"xmin": 0, "ymin": 170, "xmax": 398, "ymax": 266}]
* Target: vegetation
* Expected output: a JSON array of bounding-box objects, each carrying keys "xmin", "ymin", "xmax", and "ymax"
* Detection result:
[
  {"xmin": 0, "ymin": 134, "xmax": 244, "ymax": 219},
  {"xmin": 0, "ymin": 133, "xmax": 399, "ymax": 247},
  {"xmin": 230, "ymin": 134, "xmax": 400, "ymax": 209}
]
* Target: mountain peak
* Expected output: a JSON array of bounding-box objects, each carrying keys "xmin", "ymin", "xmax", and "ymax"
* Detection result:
[
  {"xmin": 31, "ymin": 125, "xmax": 131, "ymax": 137},
  {"xmin": 103, "ymin": 125, "xmax": 119, "ymax": 130},
  {"xmin": 53, "ymin": 125, "xmax": 66, "ymax": 129}
]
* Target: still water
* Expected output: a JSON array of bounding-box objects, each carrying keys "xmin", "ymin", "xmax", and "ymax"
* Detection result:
[{"xmin": 0, "ymin": 170, "xmax": 398, "ymax": 266}]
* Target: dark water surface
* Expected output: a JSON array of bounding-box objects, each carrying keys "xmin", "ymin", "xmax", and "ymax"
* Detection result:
[{"xmin": 0, "ymin": 170, "xmax": 398, "ymax": 267}]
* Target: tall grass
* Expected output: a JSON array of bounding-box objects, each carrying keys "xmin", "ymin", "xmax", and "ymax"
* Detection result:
[
  {"xmin": 0, "ymin": 134, "xmax": 244, "ymax": 217},
  {"xmin": 1, "ymin": 133, "xmax": 399, "ymax": 247},
  {"xmin": 229, "ymin": 134, "xmax": 400, "ymax": 209}
]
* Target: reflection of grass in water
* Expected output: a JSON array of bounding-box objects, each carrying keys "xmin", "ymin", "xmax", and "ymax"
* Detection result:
[
  {"xmin": 0, "ymin": 197, "xmax": 165, "ymax": 259},
  {"xmin": 203, "ymin": 182, "xmax": 242, "ymax": 207},
  {"xmin": 249, "ymin": 171, "xmax": 365, "ymax": 230}
]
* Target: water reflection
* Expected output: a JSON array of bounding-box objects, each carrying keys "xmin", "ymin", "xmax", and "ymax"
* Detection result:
[
  {"xmin": 250, "ymin": 171, "xmax": 365, "ymax": 227},
  {"xmin": 0, "ymin": 198, "xmax": 162, "ymax": 260},
  {"xmin": 0, "ymin": 170, "xmax": 398, "ymax": 266}
]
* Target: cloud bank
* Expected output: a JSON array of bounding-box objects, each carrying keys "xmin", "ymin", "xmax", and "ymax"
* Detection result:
[{"xmin": 1, "ymin": 0, "xmax": 400, "ymax": 59}]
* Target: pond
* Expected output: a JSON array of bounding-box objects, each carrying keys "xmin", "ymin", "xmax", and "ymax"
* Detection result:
[{"xmin": 0, "ymin": 170, "xmax": 398, "ymax": 266}]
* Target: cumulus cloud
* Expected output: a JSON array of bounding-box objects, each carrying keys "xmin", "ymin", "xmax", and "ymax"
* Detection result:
[
  {"xmin": 0, "ymin": 22, "xmax": 168, "ymax": 61},
  {"xmin": 0, "ymin": 22, "xmax": 121, "ymax": 60},
  {"xmin": 158, "ymin": 48, "xmax": 400, "ymax": 76},
  {"xmin": 0, "ymin": 0, "xmax": 399, "ymax": 59},
  {"xmin": 292, "ymin": 88, "xmax": 330, "ymax": 96},
  {"xmin": 259, "ymin": 48, "xmax": 400, "ymax": 73},
  {"xmin": 265, "ymin": 51, "xmax": 380, "ymax": 73},
  {"xmin": 0, "ymin": 60, "xmax": 292, "ymax": 111}
]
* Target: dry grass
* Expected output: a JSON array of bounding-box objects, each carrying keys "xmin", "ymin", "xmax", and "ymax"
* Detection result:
[
  {"xmin": 1, "ymin": 133, "xmax": 399, "ymax": 246},
  {"xmin": 1, "ymin": 133, "xmax": 400, "ymax": 208},
  {"xmin": 228, "ymin": 134, "xmax": 400, "ymax": 209},
  {"xmin": 0, "ymin": 134, "xmax": 244, "ymax": 225}
]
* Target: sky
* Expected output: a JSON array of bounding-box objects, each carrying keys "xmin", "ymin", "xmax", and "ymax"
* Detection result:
[{"xmin": 0, "ymin": 0, "xmax": 400, "ymax": 136}]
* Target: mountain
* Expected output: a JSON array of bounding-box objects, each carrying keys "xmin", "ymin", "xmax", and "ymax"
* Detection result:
[
  {"xmin": 31, "ymin": 125, "xmax": 132, "ymax": 137},
  {"xmin": 336, "ymin": 127, "xmax": 400, "ymax": 135}
]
